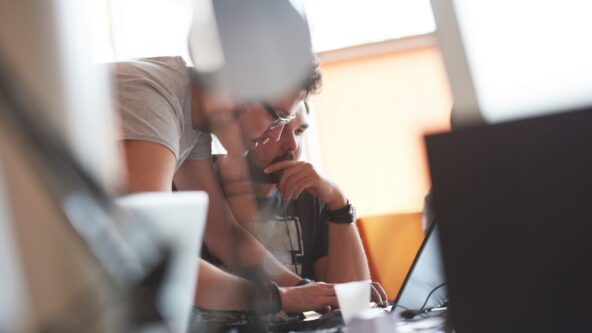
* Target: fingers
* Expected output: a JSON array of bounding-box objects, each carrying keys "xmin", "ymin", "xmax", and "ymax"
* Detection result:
[
  {"xmin": 373, "ymin": 282, "xmax": 388, "ymax": 304},
  {"xmin": 370, "ymin": 284, "xmax": 382, "ymax": 305},
  {"xmin": 289, "ymin": 176, "xmax": 315, "ymax": 200},
  {"xmin": 324, "ymin": 295, "xmax": 339, "ymax": 308},
  {"xmin": 322, "ymin": 285, "xmax": 336, "ymax": 297},
  {"xmin": 277, "ymin": 168, "xmax": 309, "ymax": 199},
  {"xmin": 283, "ymin": 283, "xmax": 338, "ymax": 313},
  {"xmin": 267, "ymin": 161, "xmax": 321, "ymax": 200},
  {"xmin": 371, "ymin": 282, "xmax": 388, "ymax": 307},
  {"xmin": 316, "ymin": 305, "xmax": 332, "ymax": 314},
  {"xmin": 264, "ymin": 160, "xmax": 299, "ymax": 174}
]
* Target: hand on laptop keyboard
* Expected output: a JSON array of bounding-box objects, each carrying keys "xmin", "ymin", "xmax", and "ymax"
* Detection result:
[
  {"xmin": 371, "ymin": 281, "xmax": 389, "ymax": 307},
  {"xmin": 279, "ymin": 282, "xmax": 339, "ymax": 313}
]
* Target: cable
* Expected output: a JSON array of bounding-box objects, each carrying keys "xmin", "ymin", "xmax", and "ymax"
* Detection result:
[
  {"xmin": 418, "ymin": 282, "xmax": 447, "ymax": 312},
  {"xmin": 397, "ymin": 282, "xmax": 446, "ymax": 319},
  {"xmin": 399, "ymin": 283, "xmax": 447, "ymax": 320}
]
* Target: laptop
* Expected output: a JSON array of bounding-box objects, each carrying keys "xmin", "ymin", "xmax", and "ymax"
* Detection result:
[
  {"xmin": 425, "ymin": 107, "xmax": 592, "ymax": 333},
  {"xmin": 391, "ymin": 222, "xmax": 448, "ymax": 320}
]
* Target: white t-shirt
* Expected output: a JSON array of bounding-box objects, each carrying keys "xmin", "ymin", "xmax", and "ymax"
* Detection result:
[{"xmin": 115, "ymin": 56, "xmax": 212, "ymax": 171}]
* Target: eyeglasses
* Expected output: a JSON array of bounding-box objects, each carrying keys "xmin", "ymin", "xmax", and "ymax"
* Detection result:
[{"xmin": 260, "ymin": 101, "xmax": 296, "ymax": 130}]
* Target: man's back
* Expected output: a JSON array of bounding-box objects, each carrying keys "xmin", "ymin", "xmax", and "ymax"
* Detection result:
[{"xmin": 115, "ymin": 56, "xmax": 212, "ymax": 170}]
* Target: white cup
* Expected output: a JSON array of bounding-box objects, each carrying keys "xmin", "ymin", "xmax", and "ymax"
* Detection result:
[{"xmin": 334, "ymin": 279, "xmax": 371, "ymax": 323}]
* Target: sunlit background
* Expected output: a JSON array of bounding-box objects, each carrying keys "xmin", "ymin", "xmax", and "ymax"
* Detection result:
[
  {"xmin": 85, "ymin": 0, "xmax": 451, "ymax": 221},
  {"xmin": 87, "ymin": 0, "xmax": 435, "ymax": 60}
]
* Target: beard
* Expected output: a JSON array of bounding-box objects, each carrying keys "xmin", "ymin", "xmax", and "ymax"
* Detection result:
[{"xmin": 247, "ymin": 152, "xmax": 295, "ymax": 184}]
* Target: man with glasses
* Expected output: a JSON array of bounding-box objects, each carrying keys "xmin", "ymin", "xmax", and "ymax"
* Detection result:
[
  {"xmin": 202, "ymin": 99, "xmax": 388, "ymax": 330},
  {"xmin": 241, "ymin": 100, "xmax": 388, "ymax": 304},
  {"xmin": 114, "ymin": 56, "xmax": 338, "ymax": 319}
]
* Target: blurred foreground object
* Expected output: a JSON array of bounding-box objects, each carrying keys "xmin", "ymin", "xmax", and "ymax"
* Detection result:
[
  {"xmin": 432, "ymin": 0, "xmax": 592, "ymax": 128},
  {"xmin": 0, "ymin": 0, "xmax": 207, "ymax": 332},
  {"xmin": 0, "ymin": 0, "xmax": 121, "ymax": 191},
  {"xmin": 116, "ymin": 192, "xmax": 209, "ymax": 333},
  {"xmin": 189, "ymin": 0, "xmax": 314, "ymax": 101}
]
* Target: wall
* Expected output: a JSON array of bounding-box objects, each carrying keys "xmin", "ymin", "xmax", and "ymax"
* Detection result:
[{"xmin": 313, "ymin": 40, "xmax": 452, "ymax": 217}]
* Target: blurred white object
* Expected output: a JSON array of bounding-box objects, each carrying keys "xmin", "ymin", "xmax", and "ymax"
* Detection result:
[
  {"xmin": 334, "ymin": 279, "xmax": 371, "ymax": 324},
  {"xmin": 0, "ymin": 110, "xmax": 130, "ymax": 332},
  {"xmin": 432, "ymin": 0, "xmax": 592, "ymax": 128},
  {"xmin": 0, "ymin": 0, "xmax": 120, "ymax": 191},
  {"xmin": 395, "ymin": 316, "xmax": 446, "ymax": 333},
  {"xmin": 0, "ymin": 159, "xmax": 28, "ymax": 333},
  {"xmin": 189, "ymin": 0, "xmax": 225, "ymax": 72},
  {"xmin": 348, "ymin": 309, "xmax": 397, "ymax": 333},
  {"xmin": 189, "ymin": 0, "xmax": 314, "ymax": 101},
  {"xmin": 116, "ymin": 191, "xmax": 208, "ymax": 333}
]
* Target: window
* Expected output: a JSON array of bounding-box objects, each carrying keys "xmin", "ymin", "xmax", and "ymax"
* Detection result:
[{"xmin": 302, "ymin": 0, "xmax": 435, "ymax": 52}]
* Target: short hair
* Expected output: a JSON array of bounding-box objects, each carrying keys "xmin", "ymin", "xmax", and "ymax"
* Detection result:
[
  {"xmin": 303, "ymin": 100, "xmax": 310, "ymax": 115},
  {"xmin": 302, "ymin": 60, "xmax": 322, "ymax": 99}
]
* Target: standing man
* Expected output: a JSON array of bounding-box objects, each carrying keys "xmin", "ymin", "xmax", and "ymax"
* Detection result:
[{"xmin": 115, "ymin": 55, "xmax": 338, "ymax": 314}]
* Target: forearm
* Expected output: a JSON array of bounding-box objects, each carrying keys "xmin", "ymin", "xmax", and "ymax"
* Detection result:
[
  {"xmin": 194, "ymin": 259, "xmax": 252, "ymax": 310},
  {"xmin": 195, "ymin": 259, "xmax": 339, "ymax": 313},
  {"xmin": 174, "ymin": 160, "xmax": 299, "ymax": 286},
  {"xmin": 205, "ymin": 221, "xmax": 300, "ymax": 286},
  {"xmin": 217, "ymin": 154, "xmax": 260, "ymax": 229},
  {"xmin": 319, "ymin": 187, "xmax": 370, "ymax": 282},
  {"xmin": 322, "ymin": 222, "xmax": 370, "ymax": 283}
]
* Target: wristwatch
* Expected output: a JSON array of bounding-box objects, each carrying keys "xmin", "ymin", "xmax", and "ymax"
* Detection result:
[
  {"xmin": 296, "ymin": 278, "xmax": 314, "ymax": 286},
  {"xmin": 325, "ymin": 200, "xmax": 356, "ymax": 224}
]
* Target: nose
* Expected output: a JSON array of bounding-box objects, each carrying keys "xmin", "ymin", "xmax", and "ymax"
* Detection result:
[
  {"xmin": 264, "ymin": 124, "xmax": 285, "ymax": 142},
  {"xmin": 281, "ymin": 130, "xmax": 299, "ymax": 153}
]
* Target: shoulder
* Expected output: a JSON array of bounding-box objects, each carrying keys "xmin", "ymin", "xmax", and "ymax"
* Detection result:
[
  {"xmin": 114, "ymin": 56, "xmax": 190, "ymax": 92},
  {"xmin": 115, "ymin": 56, "xmax": 188, "ymax": 76},
  {"xmin": 114, "ymin": 56, "xmax": 189, "ymax": 115},
  {"xmin": 114, "ymin": 57, "xmax": 191, "ymax": 157}
]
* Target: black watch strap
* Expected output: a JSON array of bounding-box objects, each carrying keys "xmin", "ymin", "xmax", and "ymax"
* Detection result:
[
  {"xmin": 325, "ymin": 200, "xmax": 356, "ymax": 224},
  {"xmin": 296, "ymin": 278, "xmax": 314, "ymax": 286},
  {"xmin": 253, "ymin": 281, "xmax": 282, "ymax": 314}
]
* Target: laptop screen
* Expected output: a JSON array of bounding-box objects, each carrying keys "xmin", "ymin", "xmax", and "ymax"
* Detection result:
[{"xmin": 393, "ymin": 223, "xmax": 447, "ymax": 313}]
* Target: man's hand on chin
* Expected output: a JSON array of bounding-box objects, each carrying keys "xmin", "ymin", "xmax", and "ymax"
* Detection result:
[{"xmin": 264, "ymin": 160, "xmax": 347, "ymax": 209}]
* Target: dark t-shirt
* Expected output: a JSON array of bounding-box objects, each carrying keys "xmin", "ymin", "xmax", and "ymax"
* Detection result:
[
  {"xmin": 253, "ymin": 188, "xmax": 329, "ymax": 279},
  {"xmin": 202, "ymin": 188, "xmax": 329, "ymax": 280},
  {"xmin": 194, "ymin": 189, "xmax": 330, "ymax": 331}
]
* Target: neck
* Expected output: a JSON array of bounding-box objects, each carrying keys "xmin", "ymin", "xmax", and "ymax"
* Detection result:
[{"xmin": 253, "ymin": 182, "xmax": 277, "ymax": 198}]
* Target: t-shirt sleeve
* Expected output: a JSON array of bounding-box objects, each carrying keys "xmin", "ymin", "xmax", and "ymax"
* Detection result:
[
  {"xmin": 313, "ymin": 200, "xmax": 330, "ymax": 262},
  {"xmin": 186, "ymin": 131, "xmax": 213, "ymax": 160},
  {"xmin": 116, "ymin": 75, "xmax": 180, "ymax": 159}
]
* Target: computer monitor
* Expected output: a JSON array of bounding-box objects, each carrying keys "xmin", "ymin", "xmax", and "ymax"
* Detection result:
[
  {"xmin": 431, "ymin": 0, "xmax": 592, "ymax": 128},
  {"xmin": 392, "ymin": 223, "xmax": 447, "ymax": 317},
  {"xmin": 425, "ymin": 107, "xmax": 592, "ymax": 333}
]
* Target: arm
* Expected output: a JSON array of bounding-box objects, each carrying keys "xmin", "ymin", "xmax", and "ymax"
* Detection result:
[
  {"xmin": 122, "ymin": 140, "xmax": 340, "ymax": 311},
  {"xmin": 174, "ymin": 158, "xmax": 300, "ymax": 286},
  {"xmin": 198, "ymin": 94, "xmax": 261, "ymax": 229},
  {"xmin": 195, "ymin": 260, "xmax": 338, "ymax": 312},
  {"xmin": 264, "ymin": 161, "xmax": 370, "ymax": 282},
  {"xmin": 314, "ymin": 223, "xmax": 370, "ymax": 283},
  {"xmin": 264, "ymin": 160, "xmax": 389, "ymax": 303},
  {"xmin": 215, "ymin": 154, "xmax": 261, "ymax": 229}
]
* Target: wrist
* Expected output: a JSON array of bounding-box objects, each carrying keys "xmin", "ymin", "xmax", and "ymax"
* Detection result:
[
  {"xmin": 325, "ymin": 191, "xmax": 347, "ymax": 211},
  {"xmin": 253, "ymin": 281, "xmax": 282, "ymax": 314},
  {"xmin": 296, "ymin": 278, "xmax": 314, "ymax": 286},
  {"xmin": 278, "ymin": 286, "xmax": 287, "ymax": 310},
  {"xmin": 325, "ymin": 200, "xmax": 356, "ymax": 224}
]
